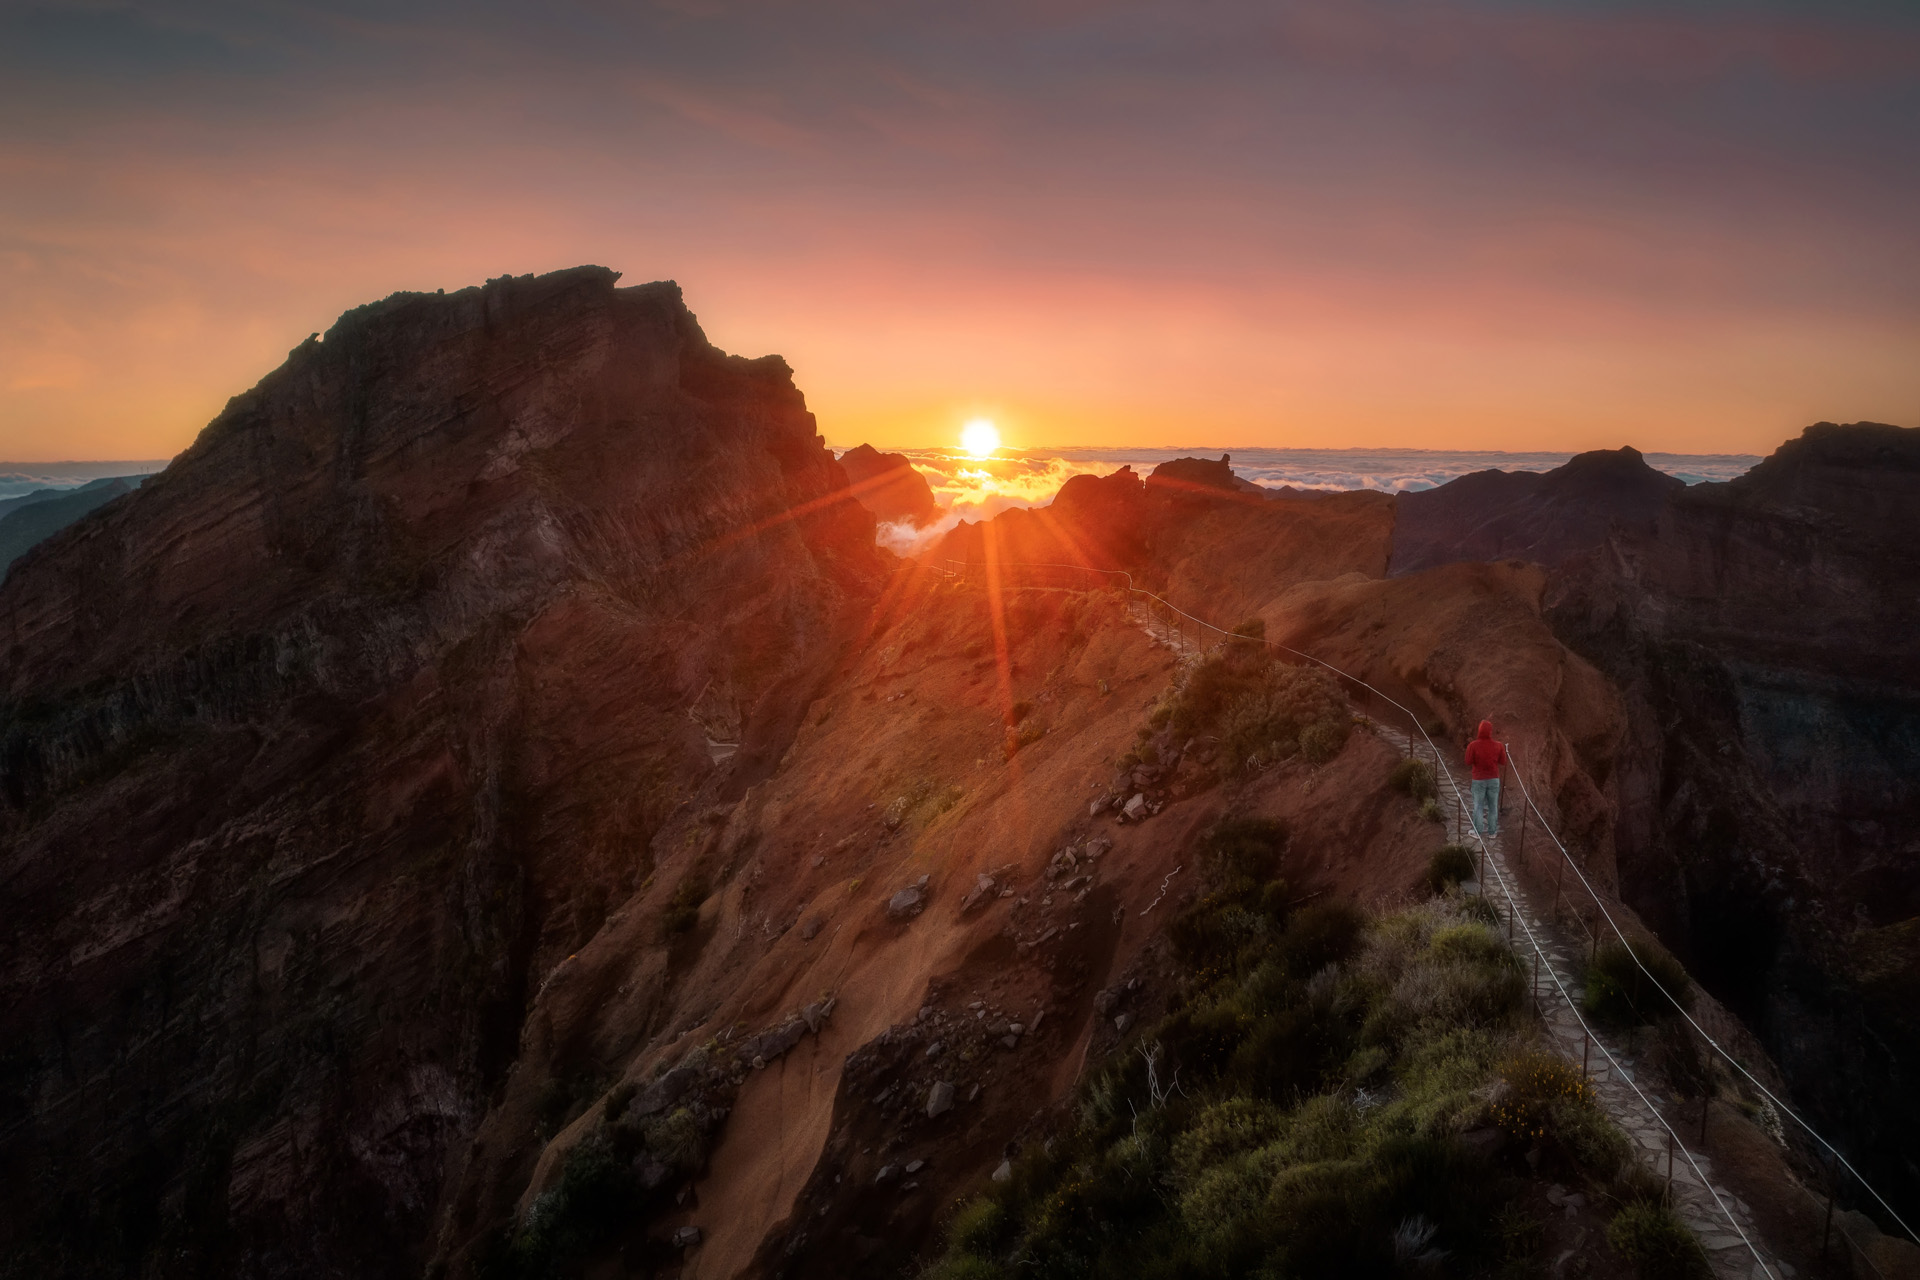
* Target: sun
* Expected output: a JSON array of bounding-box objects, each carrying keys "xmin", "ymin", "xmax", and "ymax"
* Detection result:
[{"xmin": 961, "ymin": 418, "xmax": 1001, "ymax": 458}]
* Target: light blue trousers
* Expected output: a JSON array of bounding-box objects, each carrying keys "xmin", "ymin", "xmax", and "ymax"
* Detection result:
[{"xmin": 1472, "ymin": 777, "xmax": 1501, "ymax": 837}]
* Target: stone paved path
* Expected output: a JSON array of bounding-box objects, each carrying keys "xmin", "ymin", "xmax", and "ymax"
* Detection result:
[{"xmin": 1419, "ymin": 740, "xmax": 1785, "ymax": 1280}]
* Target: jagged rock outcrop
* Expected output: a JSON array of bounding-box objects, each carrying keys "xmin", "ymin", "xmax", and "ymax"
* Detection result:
[
  {"xmin": 1389, "ymin": 445, "xmax": 1682, "ymax": 576},
  {"xmin": 935, "ymin": 457, "xmax": 1392, "ymax": 620},
  {"xmin": 836, "ymin": 444, "xmax": 939, "ymax": 527},
  {"xmin": 0, "ymin": 267, "xmax": 884, "ymax": 1278}
]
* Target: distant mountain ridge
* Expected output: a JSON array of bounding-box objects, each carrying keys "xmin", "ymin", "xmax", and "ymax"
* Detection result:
[
  {"xmin": 0, "ymin": 476, "xmax": 145, "ymax": 572},
  {"xmin": 0, "ymin": 459, "xmax": 168, "ymax": 498},
  {"xmin": 1389, "ymin": 445, "xmax": 1682, "ymax": 575}
]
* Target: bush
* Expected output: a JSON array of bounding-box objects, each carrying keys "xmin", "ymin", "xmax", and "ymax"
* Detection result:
[
  {"xmin": 1426, "ymin": 844, "xmax": 1476, "ymax": 894},
  {"xmin": 1491, "ymin": 1050, "xmax": 1595, "ymax": 1143},
  {"xmin": 1606, "ymin": 1200, "xmax": 1712, "ymax": 1280},
  {"xmin": 1389, "ymin": 758, "xmax": 1437, "ymax": 801},
  {"xmin": 642, "ymin": 1107, "xmax": 709, "ymax": 1172},
  {"xmin": 1166, "ymin": 653, "xmax": 1349, "ymax": 772},
  {"xmin": 1419, "ymin": 798, "xmax": 1445, "ymax": 824},
  {"xmin": 1583, "ymin": 939, "xmax": 1694, "ymax": 1028},
  {"xmin": 662, "ymin": 871, "xmax": 708, "ymax": 936},
  {"xmin": 1231, "ymin": 618, "xmax": 1266, "ymax": 640},
  {"xmin": 1002, "ymin": 719, "xmax": 1045, "ymax": 758},
  {"xmin": 922, "ymin": 827, "xmax": 1542, "ymax": 1280},
  {"xmin": 1299, "ymin": 720, "xmax": 1346, "ymax": 764},
  {"xmin": 487, "ymin": 1132, "xmax": 635, "ymax": 1278}
]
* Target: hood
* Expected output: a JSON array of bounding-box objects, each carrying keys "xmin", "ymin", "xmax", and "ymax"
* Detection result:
[{"xmin": 1477, "ymin": 720, "xmax": 1494, "ymax": 740}]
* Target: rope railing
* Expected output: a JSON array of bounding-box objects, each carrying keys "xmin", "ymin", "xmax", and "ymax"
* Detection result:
[
  {"xmin": 1507, "ymin": 750, "xmax": 1917, "ymax": 1255},
  {"xmin": 936, "ymin": 556, "xmax": 1793, "ymax": 1274},
  {"xmin": 939, "ymin": 554, "xmax": 1916, "ymax": 1257},
  {"xmin": 1262, "ymin": 644, "xmax": 1778, "ymax": 1279}
]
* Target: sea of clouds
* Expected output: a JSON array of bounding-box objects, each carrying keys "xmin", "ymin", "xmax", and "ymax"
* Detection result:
[
  {"xmin": 842, "ymin": 445, "xmax": 1761, "ymax": 556},
  {"xmin": 0, "ymin": 460, "xmax": 171, "ymax": 499}
]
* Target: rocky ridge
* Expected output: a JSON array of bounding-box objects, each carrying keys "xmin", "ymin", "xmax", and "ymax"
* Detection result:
[
  {"xmin": 0, "ymin": 267, "xmax": 884, "ymax": 1278},
  {"xmin": 2, "ymin": 261, "xmax": 1915, "ymax": 1280}
]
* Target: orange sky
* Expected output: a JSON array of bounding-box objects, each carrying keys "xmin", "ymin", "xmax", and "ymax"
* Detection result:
[{"xmin": 2, "ymin": 2, "xmax": 1917, "ymax": 461}]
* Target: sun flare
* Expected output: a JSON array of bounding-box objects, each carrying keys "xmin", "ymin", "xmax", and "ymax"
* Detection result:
[{"xmin": 960, "ymin": 418, "xmax": 1001, "ymax": 458}]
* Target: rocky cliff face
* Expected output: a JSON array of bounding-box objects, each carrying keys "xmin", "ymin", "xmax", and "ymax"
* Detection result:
[
  {"xmin": 1543, "ymin": 422, "xmax": 1920, "ymax": 1212},
  {"xmin": 0, "ymin": 267, "xmax": 884, "ymax": 1278},
  {"xmin": 835, "ymin": 444, "xmax": 939, "ymax": 528}
]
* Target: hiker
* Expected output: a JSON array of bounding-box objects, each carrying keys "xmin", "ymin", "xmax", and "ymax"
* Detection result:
[{"xmin": 1464, "ymin": 720, "xmax": 1507, "ymax": 838}]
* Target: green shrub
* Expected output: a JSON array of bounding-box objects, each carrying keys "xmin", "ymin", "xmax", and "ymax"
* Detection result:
[
  {"xmin": 1232, "ymin": 618, "xmax": 1266, "ymax": 639},
  {"xmin": 921, "ymin": 1258, "xmax": 1005, "ymax": 1280},
  {"xmin": 1299, "ymin": 720, "xmax": 1347, "ymax": 764},
  {"xmin": 1165, "ymin": 652, "xmax": 1349, "ymax": 772},
  {"xmin": 1551, "ymin": 1093, "xmax": 1634, "ymax": 1179},
  {"xmin": 945, "ymin": 1197, "xmax": 1007, "ymax": 1255},
  {"xmin": 1389, "ymin": 758, "xmax": 1437, "ymax": 801},
  {"xmin": 642, "ymin": 1107, "xmax": 708, "ymax": 1172},
  {"xmin": 602, "ymin": 1080, "xmax": 637, "ymax": 1123},
  {"xmin": 489, "ymin": 1132, "xmax": 634, "ymax": 1278},
  {"xmin": 1002, "ymin": 719, "xmax": 1045, "ymax": 758},
  {"xmin": 1491, "ymin": 1050, "xmax": 1595, "ymax": 1143},
  {"xmin": 1494, "ymin": 1203, "xmax": 1545, "ymax": 1267},
  {"xmin": 1583, "ymin": 939, "xmax": 1694, "ymax": 1028},
  {"xmin": 662, "ymin": 871, "xmax": 708, "ymax": 936},
  {"xmin": 922, "ymin": 822, "xmax": 1542, "ymax": 1280},
  {"xmin": 1606, "ymin": 1200, "xmax": 1711, "ymax": 1280},
  {"xmin": 1426, "ymin": 844, "xmax": 1476, "ymax": 893},
  {"xmin": 1171, "ymin": 1098, "xmax": 1289, "ymax": 1183},
  {"xmin": 1419, "ymin": 798, "xmax": 1445, "ymax": 824}
]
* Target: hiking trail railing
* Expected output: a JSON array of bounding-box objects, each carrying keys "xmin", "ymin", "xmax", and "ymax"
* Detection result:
[{"xmin": 934, "ymin": 554, "xmax": 1918, "ymax": 1276}]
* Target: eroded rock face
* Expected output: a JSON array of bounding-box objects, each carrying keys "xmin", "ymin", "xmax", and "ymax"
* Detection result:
[
  {"xmin": 1545, "ymin": 422, "xmax": 1920, "ymax": 1212},
  {"xmin": 0, "ymin": 267, "xmax": 884, "ymax": 1278}
]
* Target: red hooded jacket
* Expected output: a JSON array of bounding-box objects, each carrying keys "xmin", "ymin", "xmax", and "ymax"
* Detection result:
[{"xmin": 1464, "ymin": 721, "xmax": 1507, "ymax": 780}]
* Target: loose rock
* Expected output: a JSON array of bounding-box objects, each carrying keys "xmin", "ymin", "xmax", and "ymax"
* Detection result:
[{"xmin": 926, "ymin": 1081, "xmax": 955, "ymax": 1118}]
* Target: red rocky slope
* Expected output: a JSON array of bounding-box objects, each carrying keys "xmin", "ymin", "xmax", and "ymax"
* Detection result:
[{"xmin": 0, "ymin": 267, "xmax": 884, "ymax": 1278}]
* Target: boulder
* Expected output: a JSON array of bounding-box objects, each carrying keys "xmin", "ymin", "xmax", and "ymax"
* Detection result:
[
  {"xmin": 673, "ymin": 1225, "xmax": 703, "ymax": 1249},
  {"xmin": 1123, "ymin": 794, "xmax": 1148, "ymax": 819},
  {"xmin": 960, "ymin": 874, "xmax": 997, "ymax": 912},
  {"xmin": 888, "ymin": 885, "xmax": 925, "ymax": 919},
  {"xmin": 926, "ymin": 1081, "xmax": 955, "ymax": 1118}
]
